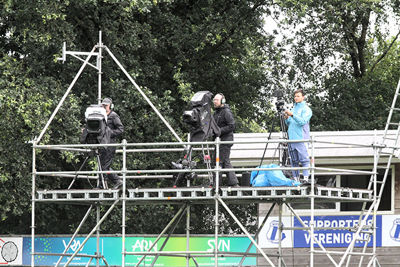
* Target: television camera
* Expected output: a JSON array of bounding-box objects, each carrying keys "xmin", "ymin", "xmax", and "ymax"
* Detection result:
[
  {"xmin": 273, "ymin": 90, "xmax": 287, "ymax": 114},
  {"xmin": 172, "ymin": 91, "xmax": 221, "ymax": 187},
  {"xmin": 71, "ymin": 104, "xmax": 111, "ymax": 190},
  {"xmin": 80, "ymin": 104, "xmax": 110, "ymax": 145}
]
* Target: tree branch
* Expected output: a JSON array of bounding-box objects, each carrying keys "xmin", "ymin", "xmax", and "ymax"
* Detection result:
[
  {"xmin": 356, "ymin": 10, "xmax": 371, "ymax": 76},
  {"xmin": 341, "ymin": 13, "xmax": 361, "ymax": 78},
  {"xmin": 369, "ymin": 28, "xmax": 400, "ymax": 74}
]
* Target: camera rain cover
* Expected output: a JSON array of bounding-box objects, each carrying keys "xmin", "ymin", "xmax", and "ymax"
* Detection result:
[
  {"xmin": 183, "ymin": 91, "xmax": 220, "ymax": 142},
  {"xmin": 80, "ymin": 104, "xmax": 110, "ymax": 144}
]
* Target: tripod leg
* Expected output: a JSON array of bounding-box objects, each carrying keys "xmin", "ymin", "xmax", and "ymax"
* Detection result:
[
  {"xmin": 203, "ymin": 145, "xmax": 213, "ymax": 186},
  {"xmin": 68, "ymin": 155, "xmax": 91, "ymax": 190},
  {"xmin": 97, "ymin": 154, "xmax": 108, "ymax": 189},
  {"xmin": 173, "ymin": 145, "xmax": 193, "ymax": 187}
]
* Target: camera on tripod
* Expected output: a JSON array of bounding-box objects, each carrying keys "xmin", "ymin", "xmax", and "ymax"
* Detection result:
[
  {"xmin": 273, "ymin": 90, "xmax": 287, "ymax": 114},
  {"xmin": 80, "ymin": 104, "xmax": 110, "ymax": 145},
  {"xmin": 172, "ymin": 91, "xmax": 220, "ymax": 187},
  {"xmin": 182, "ymin": 91, "xmax": 220, "ymax": 141}
]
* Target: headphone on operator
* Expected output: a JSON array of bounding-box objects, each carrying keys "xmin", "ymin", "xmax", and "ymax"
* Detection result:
[
  {"xmin": 102, "ymin": 97, "xmax": 114, "ymax": 109},
  {"xmin": 216, "ymin": 93, "xmax": 226, "ymax": 104}
]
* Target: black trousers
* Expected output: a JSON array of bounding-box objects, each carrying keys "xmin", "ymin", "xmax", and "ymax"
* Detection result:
[
  {"xmin": 99, "ymin": 147, "xmax": 119, "ymax": 183},
  {"xmin": 211, "ymin": 144, "xmax": 239, "ymax": 186}
]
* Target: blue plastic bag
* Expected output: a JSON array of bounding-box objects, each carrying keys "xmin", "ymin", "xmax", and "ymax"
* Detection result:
[{"xmin": 250, "ymin": 164, "xmax": 300, "ymax": 187}]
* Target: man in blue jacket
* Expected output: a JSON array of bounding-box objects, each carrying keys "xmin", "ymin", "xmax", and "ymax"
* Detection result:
[{"xmin": 284, "ymin": 89, "xmax": 312, "ymax": 182}]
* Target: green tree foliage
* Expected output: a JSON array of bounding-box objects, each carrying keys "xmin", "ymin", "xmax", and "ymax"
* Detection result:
[
  {"xmin": 270, "ymin": 0, "xmax": 400, "ymax": 130},
  {"xmin": 2, "ymin": 0, "xmax": 399, "ymax": 236},
  {"xmin": 0, "ymin": 0, "xmax": 271, "ymax": 234}
]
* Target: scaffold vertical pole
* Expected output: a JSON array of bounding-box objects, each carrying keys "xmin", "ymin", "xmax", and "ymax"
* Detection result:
[
  {"xmin": 310, "ymin": 135, "xmax": 315, "ymax": 267},
  {"xmin": 372, "ymin": 136, "xmax": 378, "ymax": 267},
  {"xmin": 186, "ymin": 203, "xmax": 191, "ymax": 267},
  {"xmin": 285, "ymin": 204, "xmax": 338, "ymax": 266},
  {"xmin": 214, "ymin": 137, "xmax": 220, "ymax": 267},
  {"xmin": 96, "ymin": 205, "xmax": 101, "ymax": 267},
  {"xmin": 278, "ymin": 202, "xmax": 283, "ymax": 267},
  {"xmin": 122, "ymin": 139, "xmax": 127, "ymax": 267},
  {"xmin": 97, "ymin": 31, "xmax": 102, "ymax": 104},
  {"xmin": 31, "ymin": 140, "xmax": 36, "ymax": 267}
]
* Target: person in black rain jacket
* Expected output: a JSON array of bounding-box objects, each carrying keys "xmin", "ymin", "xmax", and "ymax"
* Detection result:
[
  {"xmin": 99, "ymin": 97, "xmax": 124, "ymax": 189},
  {"xmin": 211, "ymin": 93, "xmax": 239, "ymax": 187}
]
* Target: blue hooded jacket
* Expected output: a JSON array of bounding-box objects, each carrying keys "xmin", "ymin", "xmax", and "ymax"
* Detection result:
[{"xmin": 285, "ymin": 101, "xmax": 312, "ymax": 140}]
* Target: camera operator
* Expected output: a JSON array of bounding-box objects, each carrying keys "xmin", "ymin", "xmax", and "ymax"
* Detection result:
[
  {"xmin": 99, "ymin": 97, "xmax": 124, "ymax": 189},
  {"xmin": 284, "ymin": 89, "xmax": 312, "ymax": 182},
  {"xmin": 211, "ymin": 93, "xmax": 239, "ymax": 187}
]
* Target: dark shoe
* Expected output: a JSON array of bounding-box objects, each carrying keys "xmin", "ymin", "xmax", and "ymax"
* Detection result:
[{"xmin": 112, "ymin": 180, "xmax": 123, "ymax": 190}]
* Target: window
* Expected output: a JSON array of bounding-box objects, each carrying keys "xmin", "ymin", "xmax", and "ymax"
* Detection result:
[
  {"xmin": 340, "ymin": 169, "xmax": 392, "ymax": 212},
  {"xmin": 286, "ymin": 167, "xmax": 394, "ymax": 214}
]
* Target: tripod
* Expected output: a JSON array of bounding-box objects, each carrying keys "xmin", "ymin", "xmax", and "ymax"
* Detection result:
[
  {"xmin": 172, "ymin": 144, "xmax": 213, "ymax": 187},
  {"xmin": 68, "ymin": 149, "xmax": 107, "ymax": 190},
  {"xmin": 257, "ymin": 111, "xmax": 296, "ymax": 178}
]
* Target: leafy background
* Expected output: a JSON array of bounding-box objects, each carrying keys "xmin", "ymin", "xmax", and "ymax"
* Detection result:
[{"xmin": 0, "ymin": 0, "xmax": 399, "ymax": 235}]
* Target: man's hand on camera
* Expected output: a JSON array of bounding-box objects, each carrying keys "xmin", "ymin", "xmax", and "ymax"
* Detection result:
[{"xmin": 284, "ymin": 110, "xmax": 293, "ymax": 117}]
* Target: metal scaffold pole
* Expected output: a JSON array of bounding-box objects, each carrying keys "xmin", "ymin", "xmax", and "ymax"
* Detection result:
[
  {"xmin": 36, "ymin": 45, "xmax": 98, "ymax": 144},
  {"xmin": 97, "ymin": 31, "xmax": 103, "ymax": 105},
  {"xmin": 64, "ymin": 199, "xmax": 120, "ymax": 266},
  {"xmin": 214, "ymin": 137, "xmax": 220, "ymax": 267},
  {"xmin": 54, "ymin": 205, "xmax": 94, "ymax": 267},
  {"xmin": 96, "ymin": 205, "xmax": 101, "ymax": 267},
  {"xmin": 31, "ymin": 140, "xmax": 36, "ymax": 267},
  {"xmin": 103, "ymin": 45, "xmax": 183, "ymax": 143},
  {"xmin": 133, "ymin": 205, "xmax": 187, "ymax": 267},
  {"xmin": 310, "ymin": 135, "xmax": 315, "ymax": 266},
  {"xmin": 31, "ymin": 33, "xmax": 400, "ymax": 266},
  {"xmin": 278, "ymin": 202, "xmax": 283, "ymax": 267},
  {"xmin": 218, "ymin": 197, "xmax": 276, "ymax": 267},
  {"xmin": 186, "ymin": 203, "xmax": 191, "ymax": 266},
  {"xmin": 122, "ymin": 139, "xmax": 127, "ymax": 267},
  {"xmin": 31, "ymin": 137, "xmax": 380, "ymax": 267}
]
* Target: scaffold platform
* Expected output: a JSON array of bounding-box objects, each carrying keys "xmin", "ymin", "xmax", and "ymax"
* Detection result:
[{"xmin": 36, "ymin": 185, "xmax": 373, "ymax": 205}]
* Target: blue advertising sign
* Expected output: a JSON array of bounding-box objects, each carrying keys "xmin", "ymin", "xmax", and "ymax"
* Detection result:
[{"xmin": 293, "ymin": 215, "xmax": 382, "ymax": 248}]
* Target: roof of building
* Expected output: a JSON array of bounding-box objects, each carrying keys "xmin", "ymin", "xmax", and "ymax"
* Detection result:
[{"xmin": 231, "ymin": 130, "xmax": 399, "ymax": 166}]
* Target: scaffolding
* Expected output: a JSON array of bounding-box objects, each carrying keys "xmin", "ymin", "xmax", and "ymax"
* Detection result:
[
  {"xmin": 30, "ymin": 32, "xmax": 398, "ymax": 267},
  {"xmin": 32, "ymin": 137, "xmax": 390, "ymax": 267}
]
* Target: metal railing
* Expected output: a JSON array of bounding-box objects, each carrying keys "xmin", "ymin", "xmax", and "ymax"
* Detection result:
[{"xmin": 30, "ymin": 136, "xmax": 383, "ymax": 267}]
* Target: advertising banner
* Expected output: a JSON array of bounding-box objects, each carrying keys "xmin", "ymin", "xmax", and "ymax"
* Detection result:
[
  {"xmin": 260, "ymin": 215, "xmax": 383, "ymax": 248},
  {"xmin": 382, "ymin": 215, "xmax": 400, "ymax": 247},
  {"xmin": 0, "ymin": 237, "xmax": 23, "ymax": 266},
  {"xmin": 23, "ymin": 236, "xmax": 256, "ymax": 266},
  {"xmin": 258, "ymin": 216, "xmax": 292, "ymax": 248},
  {"xmin": 293, "ymin": 215, "xmax": 382, "ymax": 248}
]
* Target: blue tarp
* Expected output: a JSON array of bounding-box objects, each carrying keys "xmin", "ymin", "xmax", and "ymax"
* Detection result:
[{"xmin": 250, "ymin": 164, "xmax": 301, "ymax": 187}]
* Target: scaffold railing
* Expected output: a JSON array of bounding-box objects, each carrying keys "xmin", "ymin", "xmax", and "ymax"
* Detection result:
[{"xmin": 31, "ymin": 135, "xmax": 387, "ymax": 267}]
